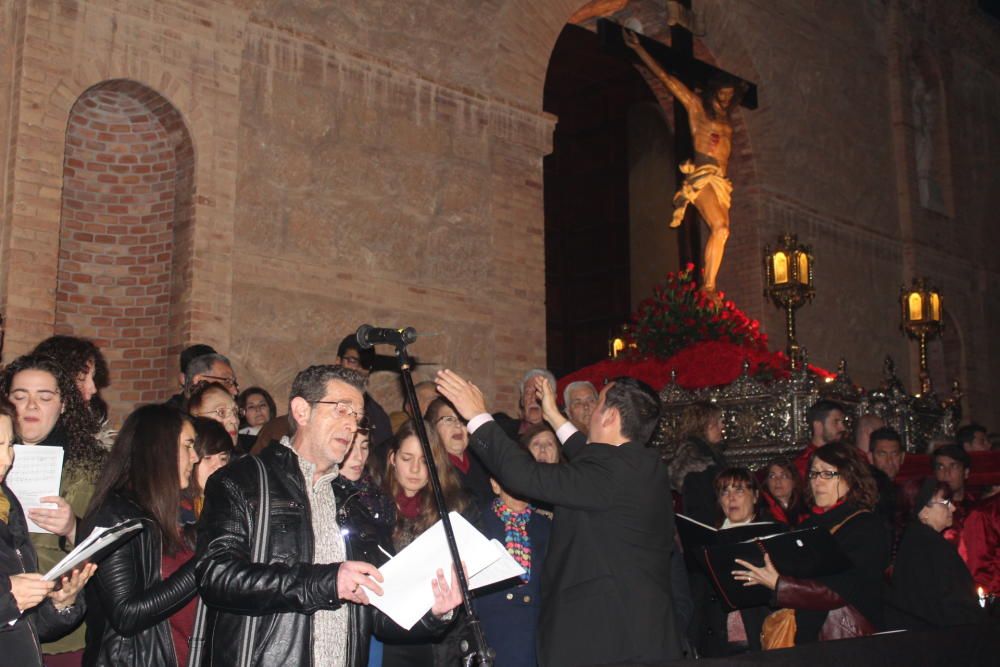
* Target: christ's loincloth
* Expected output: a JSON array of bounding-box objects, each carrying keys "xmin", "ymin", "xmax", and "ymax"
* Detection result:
[{"xmin": 671, "ymin": 161, "xmax": 733, "ymax": 228}]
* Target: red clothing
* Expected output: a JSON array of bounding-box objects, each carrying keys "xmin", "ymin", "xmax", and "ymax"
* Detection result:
[
  {"xmin": 943, "ymin": 492, "xmax": 977, "ymax": 548},
  {"xmin": 793, "ymin": 443, "xmax": 819, "ymax": 480},
  {"xmin": 960, "ymin": 492, "xmax": 1000, "ymax": 593},
  {"xmin": 162, "ymin": 545, "xmax": 197, "ymax": 667},
  {"xmin": 448, "ymin": 451, "xmax": 471, "ymax": 474}
]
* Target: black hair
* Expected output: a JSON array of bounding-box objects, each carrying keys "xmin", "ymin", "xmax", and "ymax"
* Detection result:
[
  {"xmin": 806, "ymin": 399, "xmax": 845, "ymax": 426},
  {"xmin": 931, "ymin": 444, "xmax": 971, "ymax": 470},
  {"xmin": 603, "ymin": 376, "xmax": 662, "ymax": 445},
  {"xmin": 180, "ymin": 344, "xmax": 216, "ymax": 374}
]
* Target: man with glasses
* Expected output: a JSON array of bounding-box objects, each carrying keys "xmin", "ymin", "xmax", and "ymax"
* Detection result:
[
  {"xmin": 184, "ymin": 352, "xmax": 239, "ymax": 397},
  {"xmin": 195, "ymin": 364, "xmax": 460, "ymax": 667},
  {"xmin": 336, "ymin": 334, "xmax": 392, "ymax": 451}
]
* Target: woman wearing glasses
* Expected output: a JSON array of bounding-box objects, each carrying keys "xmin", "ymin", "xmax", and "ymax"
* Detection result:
[
  {"xmin": 80, "ymin": 405, "xmax": 200, "ymax": 666},
  {"xmin": 0, "ymin": 354, "xmax": 106, "ymax": 664},
  {"xmin": 886, "ymin": 480, "xmax": 984, "ymax": 629},
  {"xmin": 734, "ymin": 442, "xmax": 889, "ymax": 645},
  {"xmin": 186, "ymin": 382, "xmax": 241, "ymax": 448},
  {"xmin": 425, "ymin": 397, "xmax": 492, "ymax": 506}
]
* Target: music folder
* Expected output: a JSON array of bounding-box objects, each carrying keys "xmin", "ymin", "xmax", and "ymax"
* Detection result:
[
  {"xmin": 675, "ymin": 514, "xmax": 784, "ymax": 571},
  {"xmin": 700, "ymin": 525, "xmax": 852, "ymax": 609}
]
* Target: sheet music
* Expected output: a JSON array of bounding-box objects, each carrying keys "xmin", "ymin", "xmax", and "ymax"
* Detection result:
[
  {"xmin": 6, "ymin": 445, "xmax": 64, "ymax": 533},
  {"xmin": 366, "ymin": 512, "xmax": 525, "ymax": 630},
  {"xmin": 43, "ymin": 520, "xmax": 143, "ymax": 581}
]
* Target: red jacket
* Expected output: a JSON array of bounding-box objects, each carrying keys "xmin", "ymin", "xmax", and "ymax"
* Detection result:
[{"xmin": 960, "ymin": 492, "xmax": 1000, "ymax": 594}]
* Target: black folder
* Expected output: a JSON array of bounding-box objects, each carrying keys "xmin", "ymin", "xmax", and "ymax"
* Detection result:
[
  {"xmin": 675, "ymin": 514, "xmax": 785, "ymax": 571},
  {"xmin": 700, "ymin": 525, "xmax": 852, "ymax": 609}
]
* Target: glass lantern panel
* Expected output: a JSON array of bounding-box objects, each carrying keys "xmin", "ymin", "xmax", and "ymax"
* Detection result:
[
  {"xmin": 797, "ymin": 252, "xmax": 810, "ymax": 285},
  {"xmin": 908, "ymin": 292, "xmax": 923, "ymax": 321},
  {"xmin": 773, "ymin": 252, "xmax": 788, "ymax": 284},
  {"xmin": 930, "ymin": 293, "xmax": 941, "ymax": 321}
]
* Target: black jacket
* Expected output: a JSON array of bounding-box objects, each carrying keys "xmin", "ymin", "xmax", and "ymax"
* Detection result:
[
  {"xmin": 782, "ymin": 503, "xmax": 889, "ymax": 643},
  {"xmin": 887, "ymin": 520, "xmax": 985, "ymax": 629},
  {"xmin": 0, "ymin": 483, "xmax": 86, "ymax": 667},
  {"xmin": 80, "ymin": 491, "xmax": 197, "ymax": 667},
  {"xmin": 469, "ymin": 421, "xmax": 683, "ymax": 667},
  {"xmin": 195, "ymin": 442, "xmax": 446, "ymax": 667}
]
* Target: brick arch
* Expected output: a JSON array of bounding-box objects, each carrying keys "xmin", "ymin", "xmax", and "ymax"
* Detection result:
[{"xmin": 56, "ymin": 80, "xmax": 195, "ymax": 411}]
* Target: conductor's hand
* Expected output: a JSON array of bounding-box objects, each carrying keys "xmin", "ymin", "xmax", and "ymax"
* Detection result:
[
  {"xmin": 338, "ymin": 560, "xmax": 384, "ymax": 605},
  {"xmin": 430, "ymin": 563, "xmax": 467, "ymax": 618},
  {"xmin": 537, "ymin": 377, "xmax": 567, "ymax": 430},
  {"xmin": 435, "ymin": 370, "xmax": 487, "ymax": 421}
]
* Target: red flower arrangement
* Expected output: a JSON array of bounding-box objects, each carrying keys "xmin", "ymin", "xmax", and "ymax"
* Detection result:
[
  {"xmin": 555, "ymin": 267, "xmax": 833, "ymax": 399},
  {"xmin": 628, "ymin": 264, "xmax": 768, "ymax": 360}
]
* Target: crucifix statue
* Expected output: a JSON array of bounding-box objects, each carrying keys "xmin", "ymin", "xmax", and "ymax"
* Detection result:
[{"xmin": 599, "ymin": 17, "xmax": 756, "ymax": 297}]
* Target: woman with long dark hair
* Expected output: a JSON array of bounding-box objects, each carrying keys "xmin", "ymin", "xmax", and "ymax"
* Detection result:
[
  {"xmin": 0, "ymin": 353, "xmax": 105, "ymax": 663},
  {"xmin": 80, "ymin": 404, "xmax": 200, "ymax": 667},
  {"xmin": 184, "ymin": 417, "xmax": 234, "ymax": 520},
  {"xmin": 760, "ymin": 457, "xmax": 808, "ymax": 526},
  {"xmin": 734, "ymin": 443, "xmax": 890, "ymax": 646},
  {"xmin": 32, "ymin": 336, "xmax": 110, "ymax": 420}
]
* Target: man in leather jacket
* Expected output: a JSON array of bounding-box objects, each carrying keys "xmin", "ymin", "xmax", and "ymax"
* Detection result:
[{"xmin": 194, "ymin": 364, "xmax": 461, "ymax": 667}]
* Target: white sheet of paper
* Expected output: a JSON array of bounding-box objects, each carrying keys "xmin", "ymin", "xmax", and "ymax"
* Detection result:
[
  {"xmin": 6, "ymin": 445, "xmax": 64, "ymax": 533},
  {"xmin": 366, "ymin": 512, "xmax": 525, "ymax": 630},
  {"xmin": 467, "ymin": 539, "xmax": 528, "ymax": 589},
  {"xmin": 43, "ymin": 520, "xmax": 143, "ymax": 581}
]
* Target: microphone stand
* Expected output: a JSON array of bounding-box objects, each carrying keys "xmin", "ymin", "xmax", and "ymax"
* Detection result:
[{"xmin": 391, "ymin": 341, "xmax": 494, "ymax": 666}]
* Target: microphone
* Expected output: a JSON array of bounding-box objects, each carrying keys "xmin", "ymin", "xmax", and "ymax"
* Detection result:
[{"xmin": 355, "ymin": 324, "xmax": 418, "ymax": 350}]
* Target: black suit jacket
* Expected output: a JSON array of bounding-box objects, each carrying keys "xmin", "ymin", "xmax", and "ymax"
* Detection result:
[{"xmin": 470, "ymin": 421, "xmax": 683, "ymax": 667}]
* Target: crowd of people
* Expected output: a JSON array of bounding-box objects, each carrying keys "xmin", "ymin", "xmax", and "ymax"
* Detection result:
[{"xmin": 0, "ymin": 332, "xmax": 995, "ymax": 666}]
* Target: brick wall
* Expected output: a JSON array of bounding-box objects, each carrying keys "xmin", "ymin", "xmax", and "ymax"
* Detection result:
[{"xmin": 56, "ymin": 81, "xmax": 193, "ymax": 407}]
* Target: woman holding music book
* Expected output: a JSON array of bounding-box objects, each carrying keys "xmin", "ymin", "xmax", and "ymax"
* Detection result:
[
  {"xmin": 79, "ymin": 404, "xmax": 201, "ymax": 667},
  {"xmin": 0, "ymin": 398, "xmax": 96, "ymax": 667},
  {"xmin": 733, "ymin": 442, "xmax": 889, "ymax": 647},
  {"xmin": 702, "ymin": 468, "xmax": 780, "ymax": 656}
]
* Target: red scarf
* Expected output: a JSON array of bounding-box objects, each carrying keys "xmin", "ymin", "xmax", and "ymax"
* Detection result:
[
  {"xmin": 811, "ymin": 497, "xmax": 847, "ymax": 515},
  {"xmin": 396, "ymin": 491, "xmax": 422, "ymax": 519},
  {"xmin": 448, "ymin": 452, "xmax": 471, "ymax": 474}
]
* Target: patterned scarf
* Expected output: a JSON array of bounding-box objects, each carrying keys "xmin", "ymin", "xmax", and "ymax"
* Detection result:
[{"xmin": 493, "ymin": 497, "xmax": 533, "ymax": 583}]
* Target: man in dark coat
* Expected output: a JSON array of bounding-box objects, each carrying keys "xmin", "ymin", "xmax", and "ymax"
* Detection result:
[{"xmin": 436, "ymin": 369, "xmax": 683, "ymax": 667}]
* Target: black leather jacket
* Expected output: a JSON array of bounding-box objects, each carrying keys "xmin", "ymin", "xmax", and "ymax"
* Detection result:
[
  {"xmin": 195, "ymin": 441, "xmax": 447, "ymax": 667},
  {"xmin": 80, "ymin": 491, "xmax": 197, "ymax": 667},
  {"xmin": 0, "ymin": 483, "xmax": 86, "ymax": 667}
]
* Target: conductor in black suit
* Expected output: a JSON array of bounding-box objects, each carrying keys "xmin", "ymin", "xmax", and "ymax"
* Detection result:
[{"xmin": 436, "ymin": 369, "xmax": 683, "ymax": 667}]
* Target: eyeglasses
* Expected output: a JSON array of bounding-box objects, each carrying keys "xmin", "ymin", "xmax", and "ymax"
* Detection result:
[
  {"xmin": 197, "ymin": 406, "xmax": 243, "ymax": 421},
  {"xmin": 808, "ymin": 470, "xmax": 841, "ymax": 480},
  {"xmin": 435, "ymin": 415, "xmax": 466, "ymax": 428},
  {"xmin": 928, "ymin": 498, "xmax": 953, "ymax": 509},
  {"xmin": 201, "ymin": 375, "xmax": 239, "ymax": 392},
  {"xmin": 312, "ymin": 400, "xmax": 369, "ymax": 429}
]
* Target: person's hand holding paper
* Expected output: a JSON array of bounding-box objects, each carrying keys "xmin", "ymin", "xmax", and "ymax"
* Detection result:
[{"xmin": 364, "ymin": 512, "xmax": 525, "ymax": 629}]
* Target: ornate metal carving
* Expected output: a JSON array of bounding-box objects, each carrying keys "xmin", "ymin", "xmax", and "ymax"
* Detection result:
[{"xmin": 657, "ymin": 354, "xmax": 960, "ymax": 470}]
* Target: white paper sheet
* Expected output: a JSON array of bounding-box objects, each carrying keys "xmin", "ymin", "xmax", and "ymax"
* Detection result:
[
  {"xmin": 43, "ymin": 520, "xmax": 143, "ymax": 581},
  {"xmin": 6, "ymin": 445, "xmax": 64, "ymax": 533},
  {"xmin": 366, "ymin": 512, "xmax": 525, "ymax": 629}
]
